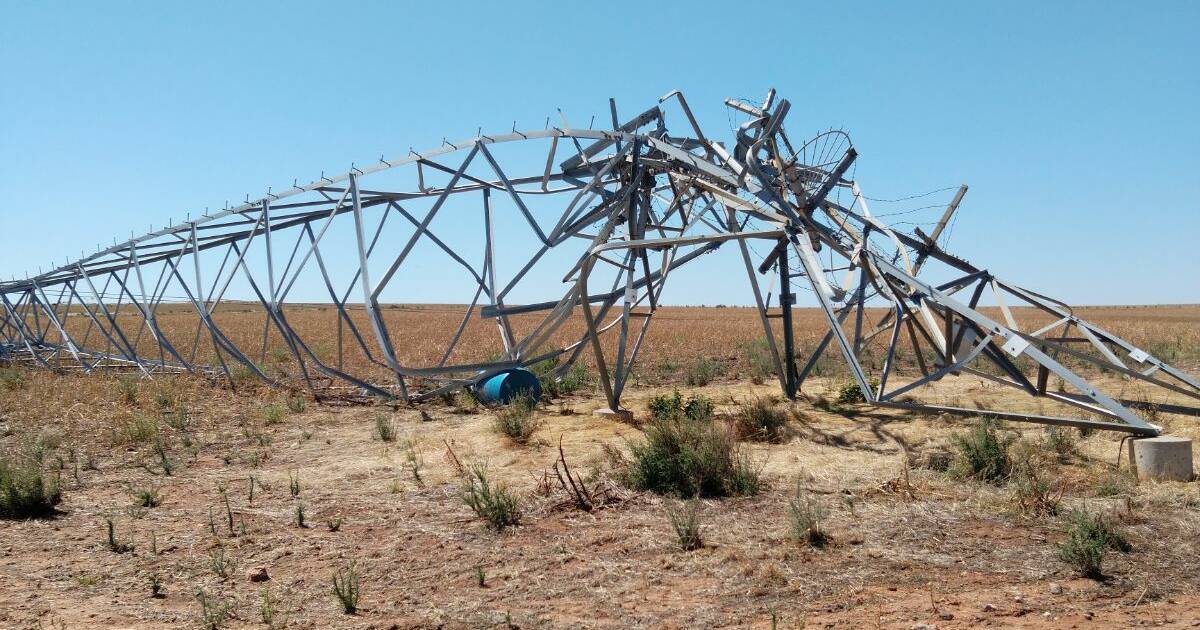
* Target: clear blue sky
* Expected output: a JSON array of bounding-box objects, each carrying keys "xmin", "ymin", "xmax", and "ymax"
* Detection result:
[{"xmin": 2, "ymin": 1, "xmax": 1197, "ymax": 306}]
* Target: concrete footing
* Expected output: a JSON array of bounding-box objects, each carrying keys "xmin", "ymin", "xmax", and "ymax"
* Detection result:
[
  {"xmin": 1128, "ymin": 436, "xmax": 1194, "ymax": 482},
  {"xmin": 593, "ymin": 407, "xmax": 636, "ymax": 425}
]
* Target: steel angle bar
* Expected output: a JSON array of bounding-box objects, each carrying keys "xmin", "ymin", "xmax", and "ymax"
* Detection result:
[
  {"xmin": 1011, "ymin": 329, "xmax": 1200, "ymax": 401},
  {"xmin": 481, "ymin": 187, "xmax": 517, "ymax": 355},
  {"xmin": 30, "ymin": 281, "xmax": 87, "ymax": 371},
  {"xmin": 369, "ymin": 146, "xmax": 480, "ymax": 301},
  {"xmin": 874, "ymin": 401, "xmax": 1158, "ymax": 436},
  {"xmin": 349, "ymin": 173, "xmax": 408, "ymax": 400},
  {"xmin": 559, "ymin": 106, "xmax": 661, "ymax": 171},
  {"xmin": 867, "ymin": 255, "xmax": 1158, "ymax": 433},
  {"xmin": 300, "ymin": 224, "xmax": 384, "ymax": 369},
  {"xmin": 1, "ymin": 293, "xmax": 52, "ymax": 369},
  {"xmin": 478, "ymin": 143, "xmax": 550, "ymax": 245},
  {"xmin": 3, "ymin": 128, "xmax": 631, "ymax": 295}
]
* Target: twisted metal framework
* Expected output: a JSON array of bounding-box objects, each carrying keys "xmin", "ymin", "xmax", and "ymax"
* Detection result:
[{"xmin": 2, "ymin": 89, "xmax": 1197, "ymax": 435}]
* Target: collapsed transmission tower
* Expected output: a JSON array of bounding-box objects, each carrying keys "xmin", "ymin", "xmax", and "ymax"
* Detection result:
[{"xmin": 2, "ymin": 89, "xmax": 1197, "ymax": 435}]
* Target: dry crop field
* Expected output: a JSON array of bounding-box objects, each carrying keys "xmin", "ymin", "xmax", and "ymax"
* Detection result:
[
  {"xmin": 41, "ymin": 302, "xmax": 1200, "ymax": 395},
  {"xmin": 1, "ymin": 304, "xmax": 1199, "ymax": 629}
]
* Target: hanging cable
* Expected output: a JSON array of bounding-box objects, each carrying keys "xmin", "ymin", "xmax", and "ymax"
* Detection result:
[{"xmin": 862, "ymin": 185, "xmax": 959, "ymax": 203}]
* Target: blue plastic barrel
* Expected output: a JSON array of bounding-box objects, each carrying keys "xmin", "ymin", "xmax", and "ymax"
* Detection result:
[{"xmin": 475, "ymin": 368, "xmax": 542, "ymax": 405}]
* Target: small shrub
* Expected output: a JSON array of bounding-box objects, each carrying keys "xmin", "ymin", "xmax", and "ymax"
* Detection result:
[
  {"xmin": 684, "ymin": 357, "xmax": 723, "ymax": 386},
  {"xmin": 0, "ymin": 457, "xmax": 62, "ymax": 518},
  {"xmin": 647, "ymin": 390, "xmax": 713, "ymax": 423},
  {"xmin": 734, "ymin": 396, "xmax": 789, "ymax": 443},
  {"xmin": 209, "ymin": 545, "xmax": 234, "ymax": 578},
  {"xmin": 132, "ymin": 485, "xmax": 163, "ymax": 508},
  {"xmin": 220, "ymin": 490, "xmax": 234, "ymax": 534},
  {"xmin": 262, "ymin": 403, "xmax": 286, "ymax": 425},
  {"xmin": 152, "ymin": 436, "xmax": 173, "ymax": 476},
  {"xmin": 1010, "ymin": 455, "xmax": 1060, "ymax": 516},
  {"xmin": 0, "ymin": 366, "xmax": 24, "ymax": 390},
  {"xmin": 149, "ymin": 573, "xmax": 164, "ymax": 598},
  {"xmin": 1079, "ymin": 509, "xmax": 1130, "ymax": 551},
  {"xmin": 288, "ymin": 471, "xmax": 300, "ymax": 497},
  {"xmin": 461, "ymin": 463, "xmax": 522, "ymax": 530},
  {"xmin": 834, "ymin": 378, "xmax": 878, "ymax": 405},
  {"xmin": 626, "ymin": 400, "xmax": 760, "ymax": 498},
  {"xmin": 920, "ymin": 448, "xmax": 955, "ymax": 472},
  {"xmin": 162, "ymin": 405, "xmax": 191, "ymax": 432},
  {"xmin": 1058, "ymin": 510, "xmax": 1130, "ymax": 578},
  {"xmin": 25, "ymin": 431, "xmax": 62, "ymax": 466},
  {"xmin": 401, "ymin": 439, "xmax": 423, "ymax": 486},
  {"xmin": 740, "ymin": 337, "xmax": 776, "ymax": 384},
  {"xmin": 374, "ymin": 413, "xmax": 397, "ymax": 442},
  {"xmin": 786, "ymin": 483, "xmax": 829, "ymax": 547},
  {"xmin": 287, "ymin": 395, "xmax": 306, "ymax": 414},
  {"xmin": 123, "ymin": 414, "xmax": 159, "ymax": 444},
  {"xmin": 1095, "ymin": 471, "xmax": 1134, "ymax": 497},
  {"xmin": 229, "ymin": 363, "xmax": 259, "ymax": 386},
  {"xmin": 450, "ymin": 389, "xmax": 479, "ymax": 413},
  {"xmin": 666, "ymin": 499, "xmax": 704, "ymax": 551},
  {"xmin": 117, "ymin": 376, "xmax": 139, "ymax": 404},
  {"xmin": 531, "ymin": 357, "xmax": 589, "ymax": 398},
  {"xmin": 154, "ymin": 388, "xmax": 177, "ymax": 412},
  {"xmin": 656, "ymin": 359, "xmax": 680, "ymax": 378},
  {"xmin": 332, "ymin": 560, "xmax": 361, "ymax": 614},
  {"xmin": 1042, "ymin": 427, "xmax": 1077, "ymax": 462},
  {"xmin": 950, "ymin": 420, "xmax": 1014, "ymax": 483},
  {"xmin": 270, "ymin": 347, "xmax": 293, "ymax": 364},
  {"xmin": 492, "ymin": 395, "xmax": 540, "ymax": 444},
  {"xmin": 559, "ymin": 362, "xmax": 591, "ymax": 395},
  {"xmin": 261, "ymin": 587, "xmax": 280, "ymax": 628},
  {"xmin": 294, "ymin": 503, "xmax": 307, "ymax": 528},
  {"xmin": 75, "ymin": 574, "xmax": 100, "ymax": 587},
  {"xmin": 196, "ymin": 588, "xmax": 231, "ymax": 630},
  {"xmin": 647, "ymin": 392, "xmax": 680, "ymax": 421},
  {"xmin": 105, "ymin": 518, "xmax": 134, "ymax": 553}
]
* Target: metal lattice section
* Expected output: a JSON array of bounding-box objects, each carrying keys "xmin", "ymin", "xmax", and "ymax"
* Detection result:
[{"xmin": 2, "ymin": 90, "xmax": 1197, "ymax": 435}]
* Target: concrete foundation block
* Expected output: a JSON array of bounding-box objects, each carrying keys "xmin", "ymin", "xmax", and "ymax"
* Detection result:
[
  {"xmin": 1129, "ymin": 436, "xmax": 1194, "ymax": 482},
  {"xmin": 593, "ymin": 407, "xmax": 636, "ymax": 425}
]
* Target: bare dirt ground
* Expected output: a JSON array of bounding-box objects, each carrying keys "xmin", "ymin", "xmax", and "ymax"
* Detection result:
[{"xmin": 2, "ymin": 364, "xmax": 1200, "ymax": 629}]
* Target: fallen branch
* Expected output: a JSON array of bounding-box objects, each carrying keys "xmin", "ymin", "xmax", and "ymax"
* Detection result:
[
  {"xmin": 442, "ymin": 439, "xmax": 465, "ymax": 477},
  {"xmin": 553, "ymin": 435, "xmax": 594, "ymax": 512}
]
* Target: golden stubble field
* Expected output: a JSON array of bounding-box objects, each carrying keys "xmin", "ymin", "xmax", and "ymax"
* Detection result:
[
  {"xmin": 39, "ymin": 302, "xmax": 1200, "ymax": 397},
  {"xmin": 1, "ymin": 305, "xmax": 1199, "ymax": 629}
]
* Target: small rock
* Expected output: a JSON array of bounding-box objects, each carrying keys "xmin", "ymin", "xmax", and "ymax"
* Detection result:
[
  {"xmin": 247, "ymin": 567, "xmax": 270, "ymax": 583},
  {"xmin": 938, "ymin": 612, "xmax": 954, "ymax": 620},
  {"xmin": 1014, "ymin": 595, "xmax": 1024, "ymax": 603},
  {"xmin": 1049, "ymin": 582, "xmax": 1063, "ymax": 594},
  {"xmin": 982, "ymin": 604, "xmax": 997, "ymax": 612},
  {"xmin": 910, "ymin": 625, "xmax": 938, "ymax": 630}
]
